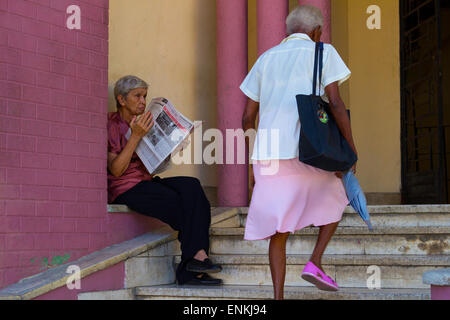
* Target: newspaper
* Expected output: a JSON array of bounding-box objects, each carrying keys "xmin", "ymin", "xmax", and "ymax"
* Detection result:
[{"xmin": 125, "ymin": 97, "xmax": 194, "ymax": 174}]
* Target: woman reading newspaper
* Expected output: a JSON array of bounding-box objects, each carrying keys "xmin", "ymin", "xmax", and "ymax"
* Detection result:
[{"xmin": 107, "ymin": 75, "xmax": 222, "ymax": 285}]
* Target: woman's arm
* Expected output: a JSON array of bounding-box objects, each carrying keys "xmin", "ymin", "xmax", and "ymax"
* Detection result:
[
  {"xmin": 242, "ymin": 98, "xmax": 259, "ymax": 131},
  {"xmin": 325, "ymin": 81, "xmax": 358, "ymax": 175},
  {"xmin": 108, "ymin": 112, "xmax": 154, "ymax": 177},
  {"xmin": 242, "ymin": 98, "xmax": 259, "ymax": 187}
]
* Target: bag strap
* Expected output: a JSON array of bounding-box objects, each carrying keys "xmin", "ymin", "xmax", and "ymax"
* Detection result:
[
  {"xmin": 312, "ymin": 42, "xmax": 319, "ymax": 95},
  {"xmin": 312, "ymin": 42, "xmax": 324, "ymax": 96}
]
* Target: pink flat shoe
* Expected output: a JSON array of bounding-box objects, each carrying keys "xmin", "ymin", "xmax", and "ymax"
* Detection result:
[{"xmin": 301, "ymin": 261, "xmax": 339, "ymax": 292}]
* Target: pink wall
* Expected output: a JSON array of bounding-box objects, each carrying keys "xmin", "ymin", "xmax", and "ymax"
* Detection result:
[
  {"xmin": 0, "ymin": 0, "xmax": 108, "ymax": 289},
  {"xmin": 33, "ymin": 261, "xmax": 125, "ymax": 300},
  {"xmin": 431, "ymin": 285, "xmax": 450, "ymax": 300},
  {"xmin": 0, "ymin": 0, "xmax": 161, "ymax": 292}
]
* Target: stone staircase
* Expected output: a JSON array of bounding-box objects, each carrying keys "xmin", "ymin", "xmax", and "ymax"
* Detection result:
[{"xmin": 80, "ymin": 205, "xmax": 450, "ymax": 300}]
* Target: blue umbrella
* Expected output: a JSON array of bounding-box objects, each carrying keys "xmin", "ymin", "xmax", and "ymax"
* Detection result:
[{"xmin": 342, "ymin": 171, "xmax": 374, "ymax": 231}]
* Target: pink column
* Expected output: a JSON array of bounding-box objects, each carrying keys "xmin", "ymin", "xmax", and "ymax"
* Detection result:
[
  {"xmin": 216, "ymin": 0, "xmax": 248, "ymax": 206},
  {"xmin": 257, "ymin": 0, "xmax": 289, "ymax": 56},
  {"xmin": 298, "ymin": 0, "xmax": 331, "ymax": 43}
]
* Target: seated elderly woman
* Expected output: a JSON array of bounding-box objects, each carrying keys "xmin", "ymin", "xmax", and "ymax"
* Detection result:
[{"xmin": 107, "ymin": 75, "xmax": 222, "ymax": 286}]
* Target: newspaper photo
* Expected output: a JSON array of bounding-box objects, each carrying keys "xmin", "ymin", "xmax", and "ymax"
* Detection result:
[{"xmin": 125, "ymin": 97, "xmax": 194, "ymax": 174}]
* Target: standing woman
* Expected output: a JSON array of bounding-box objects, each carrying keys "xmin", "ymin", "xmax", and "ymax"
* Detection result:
[
  {"xmin": 108, "ymin": 75, "xmax": 222, "ymax": 286},
  {"xmin": 241, "ymin": 5, "xmax": 357, "ymax": 300}
]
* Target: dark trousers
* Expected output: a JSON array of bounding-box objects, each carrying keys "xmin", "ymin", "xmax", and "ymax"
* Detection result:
[{"xmin": 113, "ymin": 176, "xmax": 211, "ymax": 284}]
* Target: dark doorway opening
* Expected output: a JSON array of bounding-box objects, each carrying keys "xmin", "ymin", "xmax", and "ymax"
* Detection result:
[{"xmin": 400, "ymin": 0, "xmax": 450, "ymax": 204}]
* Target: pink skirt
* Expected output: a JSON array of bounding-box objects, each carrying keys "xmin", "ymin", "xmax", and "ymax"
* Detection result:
[{"xmin": 244, "ymin": 159, "xmax": 349, "ymax": 241}]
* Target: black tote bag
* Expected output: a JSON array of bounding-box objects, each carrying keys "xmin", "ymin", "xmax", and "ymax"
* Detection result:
[{"xmin": 296, "ymin": 42, "xmax": 357, "ymax": 172}]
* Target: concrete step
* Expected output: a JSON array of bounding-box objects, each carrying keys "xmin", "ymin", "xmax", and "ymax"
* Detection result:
[
  {"xmin": 238, "ymin": 206, "xmax": 450, "ymax": 229},
  {"xmin": 135, "ymin": 284, "xmax": 430, "ymax": 300},
  {"xmin": 211, "ymin": 226, "xmax": 450, "ymax": 236},
  {"xmin": 175, "ymin": 254, "xmax": 448, "ymax": 289},
  {"xmin": 209, "ymin": 227, "xmax": 450, "ymax": 256},
  {"xmin": 238, "ymin": 205, "xmax": 450, "ymax": 215}
]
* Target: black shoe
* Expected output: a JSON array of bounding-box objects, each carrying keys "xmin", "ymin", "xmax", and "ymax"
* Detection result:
[
  {"xmin": 182, "ymin": 273, "xmax": 223, "ymax": 286},
  {"xmin": 185, "ymin": 258, "xmax": 222, "ymax": 274}
]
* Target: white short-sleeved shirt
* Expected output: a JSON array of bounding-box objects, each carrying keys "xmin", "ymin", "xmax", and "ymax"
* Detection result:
[{"xmin": 240, "ymin": 33, "xmax": 351, "ymax": 161}]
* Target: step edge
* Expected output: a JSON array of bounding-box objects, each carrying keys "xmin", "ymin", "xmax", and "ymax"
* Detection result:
[
  {"xmin": 173, "ymin": 254, "xmax": 450, "ymax": 266},
  {"xmin": 134, "ymin": 285, "xmax": 430, "ymax": 299},
  {"xmin": 239, "ymin": 205, "xmax": 450, "ymax": 214},
  {"xmin": 210, "ymin": 226, "xmax": 450, "ymax": 236}
]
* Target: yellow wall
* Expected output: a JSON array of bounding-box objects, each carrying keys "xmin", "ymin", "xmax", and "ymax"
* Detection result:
[
  {"xmin": 109, "ymin": 0, "xmax": 217, "ymax": 186},
  {"xmin": 331, "ymin": 0, "xmax": 350, "ymax": 107},
  {"xmin": 248, "ymin": 0, "xmax": 258, "ymax": 69},
  {"xmin": 345, "ymin": 0, "xmax": 401, "ymax": 193}
]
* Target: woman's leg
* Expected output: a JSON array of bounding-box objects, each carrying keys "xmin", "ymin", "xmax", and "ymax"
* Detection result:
[
  {"xmin": 269, "ymin": 232, "xmax": 290, "ymax": 300},
  {"xmin": 115, "ymin": 177, "xmax": 211, "ymax": 262},
  {"xmin": 155, "ymin": 176, "xmax": 222, "ymax": 283},
  {"xmin": 114, "ymin": 180, "xmax": 200, "ymax": 284},
  {"xmin": 155, "ymin": 176, "xmax": 211, "ymax": 262},
  {"xmin": 309, "ymin": 221, "xmax": 340, "ymax": 272},
  {"xmin": 113, "ymin": 178, "xmax": 220, "ymax": 284},
  {"xmin": 113, "ymin": 180, "xmax": 184, "ymax": 231}
]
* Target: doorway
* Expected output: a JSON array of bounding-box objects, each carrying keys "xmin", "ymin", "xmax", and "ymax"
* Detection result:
[{"xmin": 400, "ymin": 0, "xmax": 450, "ymax": 204}]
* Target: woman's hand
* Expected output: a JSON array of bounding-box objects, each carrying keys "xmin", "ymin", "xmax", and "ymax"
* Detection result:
[
  {"xmin": 325, "ymin": 82, "xmax": 358, "ymax": 180},
  {"xmin": 108, "ymin": 112, "xmax": 153, "ymax": 178},
  {"xmin": 250, "ymin": 172, "xmax": 255, "ymax": 188},
  {"xmin": 335, "ymin": 162, "xmax": 357, "ymax": 179},
  {"xmin": 130, "ymin": 111, "xmax": 154, "ymax": 140}
]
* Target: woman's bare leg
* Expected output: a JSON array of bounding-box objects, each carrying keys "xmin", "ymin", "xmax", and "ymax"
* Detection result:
[
  {"xmin": 309, "ymin": 221, "xmax": 340, "ymax": 272},
  {"xmin": 193, "ymin": 250, "xmax": 208, "ymax": 261},
  {"xmin": 269, "ymin": 232, "xmax": 290, "ymax": 300}
]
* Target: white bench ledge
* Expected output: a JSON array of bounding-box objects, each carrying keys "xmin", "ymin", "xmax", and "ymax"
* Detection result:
[
  {"xmin": 423, "ymin": 269, "xmax": 450, "ymax": 286},
  {"xmin": 109, "ymin": 204, "xmax": 450, "ymax": 215},
  {"xmin": 107, "ymin": 206, "xmax": 242, "ymax": 226}
]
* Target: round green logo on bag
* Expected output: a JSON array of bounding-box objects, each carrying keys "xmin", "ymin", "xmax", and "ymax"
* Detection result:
[{"xmin": 318, "ymin": 110, "xmax": 329, "ymax": 124}]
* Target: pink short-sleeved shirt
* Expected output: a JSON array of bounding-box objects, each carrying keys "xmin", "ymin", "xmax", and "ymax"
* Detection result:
[{"xmin": 107, "ymin": 111, "xmax": 152, "ymax": 203}]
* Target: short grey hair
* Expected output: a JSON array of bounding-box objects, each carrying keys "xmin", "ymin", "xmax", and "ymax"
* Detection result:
[
  {"xmin": 114, "ymin": 75, "xmax": 148, "ymax": 108},
  {"xmin": 286, "ymin": 5, "xmax": 324, "ymax": 35}
]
